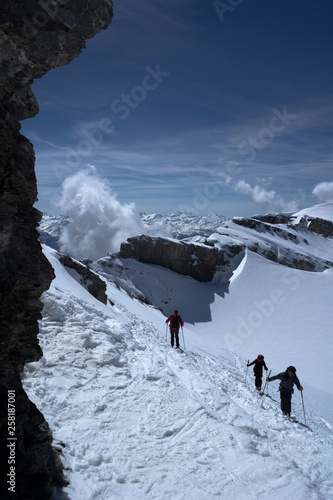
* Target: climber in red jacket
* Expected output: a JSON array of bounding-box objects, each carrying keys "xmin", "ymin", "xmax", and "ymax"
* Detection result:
[{"xmin": 166, "ymin": 310, "xmax": 184, "ymax": 348}]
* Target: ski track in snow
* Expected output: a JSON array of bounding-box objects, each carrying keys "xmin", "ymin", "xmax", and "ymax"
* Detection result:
[{"xmin": 22, "ymin": 270, "xmax": 333, "ymax": 500}]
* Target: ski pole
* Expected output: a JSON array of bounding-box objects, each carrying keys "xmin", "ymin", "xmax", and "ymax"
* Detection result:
[
  {"xmin": 244, "ymin": 360, "xmax": 249, "ymax": 383},
  {"xmin": 262, "ymin": 370, "xmax": 271, "ymax": 394},
  {"xmin": 181, "ymin": 326, "xmax": 185, "ymax": 350},
  {"xmin": 301, "ymin": 390, "xmax": 306, "ymax": 425}
]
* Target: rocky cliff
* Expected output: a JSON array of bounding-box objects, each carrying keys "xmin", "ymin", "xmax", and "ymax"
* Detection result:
[
  {"xmin": 117, "ymin": 208, "xmax": 333, "ymax": 286},
  {"xmin": 119, "ymin": 235, "xmax": 245, "ymax": 283},
  {"xmin": 0, "ymin": 2, "xmax": 113, "ymax": 498}
]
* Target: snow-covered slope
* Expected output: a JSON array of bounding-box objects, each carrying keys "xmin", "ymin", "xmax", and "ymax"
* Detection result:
[
  {"xmin": 22, "ymin": 244, "xmax": 333, "ymax": 500},
  {"xmin": 291, "ymin": 202, "xmax": 333, "ymax": 223},
  {"xmin": 93, "ymin": 250, "xmax": 333, "ymax": 396}
]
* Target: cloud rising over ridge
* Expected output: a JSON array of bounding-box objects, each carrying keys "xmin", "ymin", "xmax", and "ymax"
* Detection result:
[
  {"xmin": 58, "ymin": 168, "xmax": 171, "ymax": 260},
  {"xmin": 313, "ymin": 182, "xmax": 333, "ymax": 203}
]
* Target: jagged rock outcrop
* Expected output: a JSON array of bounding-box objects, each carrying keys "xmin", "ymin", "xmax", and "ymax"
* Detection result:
[
  {"xmin": 119, "ymin": 235, "xmax": 245, "ymax": 282},
  {"xmin": 0, "ymin": 2, "xmax": 113, "ymax": 498},
  {"xmin": 252, "ymin": 213, "xmax": 294, "ymax": 225},
  {"xmin": 299, "ymin": 216, "xmax": 333, "ymax": 238},
  {"xmin": 232, "ymin": 216, "xmax": 300, "ymax": 242},
  {"xmin": 59, "ymin": 255, "xmax": 107, "ymax": 304},
  {"xmin": 254, "ymin": 212, "xmax": 333, "ymax": 238}
]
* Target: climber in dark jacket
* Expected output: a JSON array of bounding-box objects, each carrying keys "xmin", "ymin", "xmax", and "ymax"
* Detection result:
[
  {"xmin": 247, "ymin": 355, "xmax": 268, "ymax": 391},
  {"xmin": 266, "ymin": 366, "xmax": 303, "ymax": 417}
]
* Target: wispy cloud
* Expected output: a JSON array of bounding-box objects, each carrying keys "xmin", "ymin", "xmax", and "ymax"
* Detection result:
[
  {"xmin": 232, "ymin": 179, "xmax": 300, "ymax": 213},
  {"xmin": 26, "ymin": 131, "xmax": 68, "ymax": 150}
]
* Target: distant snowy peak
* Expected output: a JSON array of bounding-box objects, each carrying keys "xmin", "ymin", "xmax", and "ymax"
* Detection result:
[
  {"xmin": 38, "ymin": 213, "xmax": 70, "ymax": 250},
  {"xmin": 39, "ymin": 213, "xmax": 71, "ymax": 234},
  {"xmin": 38, "ymin": 212, "xmax": 228, "ymax": 250},
  {"xmin": 140, "ymin": 212, "xmax": 227, "ymax": 239}
]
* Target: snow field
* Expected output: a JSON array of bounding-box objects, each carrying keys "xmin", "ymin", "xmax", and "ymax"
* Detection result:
[{"xmin": 21, "ymin": 247, "xmax": 333, "ymax": 499}]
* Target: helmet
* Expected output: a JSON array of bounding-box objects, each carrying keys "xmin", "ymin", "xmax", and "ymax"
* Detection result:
[
  {"xmin": 287, "ymin": 366, "xmax": 296, "ymax": 374},
  {"xmin": 257, "ymin": 355, "xmax": 264, "ymax": 360}
]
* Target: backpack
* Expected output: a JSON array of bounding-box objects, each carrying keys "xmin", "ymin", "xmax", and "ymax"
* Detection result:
[
  {"xmin": 170, "ymin": 315, "xmax": 180, "ymax": 329},
  {"xmin": 254, "ymin": 355, "xmax": 264, "ymax": 373}
]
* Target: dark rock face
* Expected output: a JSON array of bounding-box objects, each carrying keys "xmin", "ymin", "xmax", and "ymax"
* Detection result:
[
  {"xmin": 252, "ymin": 213, "xmax": 294, "ymax": 225},
  {"xmin": 253, "ymin": 213, "xmax": 333, "ymax": 238},
  {"xmin": 59, "ymin": 255, "xmax": 107, "ymax": 304},
  {"xmin": 303, "ymin": 217, "xmax": 333, "ymax": 238},
  {"xmin": 119, "ymin": 235, "xmax": 245, "ymax": 283},
  {"xmin": 232, "ymin": 217, "xmax": 299, "ymax": 243},
  {"xmin": 0, "ymin": 1, "xmax": 113, "ymax": 498}
]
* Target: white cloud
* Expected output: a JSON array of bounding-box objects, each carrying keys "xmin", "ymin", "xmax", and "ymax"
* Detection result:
[
  {"xmin": 312, "ymin": 181, "xmax": 333, "ymax": 203},
  {"xmin": 233, "ymin": 180, "xmax": 299, "ymax": 213},
  {"xmin": 58, "ymin": 168, "xmax": 171, "ymax": 260}
]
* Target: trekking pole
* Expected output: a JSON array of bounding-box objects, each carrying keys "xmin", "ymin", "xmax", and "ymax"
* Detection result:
[
  {"xmin": 262, "ymin": 370, "xmax": 271, "ymax": 395},
  {"xmin": 181, "ymin": 327, "xmax": 185, "ymax": 350},
  {"xmin": 244, "ymin": 360, "xmax": 249, "ymax": 383},
  {"xmin": 165, "ymin": 324, "xmax": 168, "ymax": 345},
  {"xmin": 301, "ymin": 390, "xmax": 307, "ymax": 425}
]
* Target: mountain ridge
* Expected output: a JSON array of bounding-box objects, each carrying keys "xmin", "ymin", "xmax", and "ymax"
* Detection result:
[
  {"xmin": 38, "ymin": 211, "xmax": 228, "ymax": 250},
  {"xmin": 39, "ymin": 204, "xmax": 333, "ymax": 284},
  {"xmin": 39, "ymin": 202, "xmax": 333, "ymax": 249}
]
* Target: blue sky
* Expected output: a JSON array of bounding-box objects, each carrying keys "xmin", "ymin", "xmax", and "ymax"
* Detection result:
[{"xmin": 21, "ymin": 0, "xmax": 333, "ymax": 217}]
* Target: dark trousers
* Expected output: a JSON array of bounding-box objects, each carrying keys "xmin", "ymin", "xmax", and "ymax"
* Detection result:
[
  {"xmin": 170, "ymin": 330, "xmax": 180, "ymax": 348},
  {"xmin": 280, "ymin": 388, "xmax": 292, "ymax": 415},
  {"xmin": 254, "ymin": 372, "xmax": 262, "ymax": 389}
]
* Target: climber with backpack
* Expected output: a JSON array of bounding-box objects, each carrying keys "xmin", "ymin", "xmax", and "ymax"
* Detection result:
[
  {"xmin": 247, "ymin": 354, "xmax": 268, "ymax": 391},
  {"xmin": 166, "ymin": 310, "xmax": 184, "ymax": 348},
  {"xmin": 266, "ymin": 366, "xmax": 303, "ymax": 418}
]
